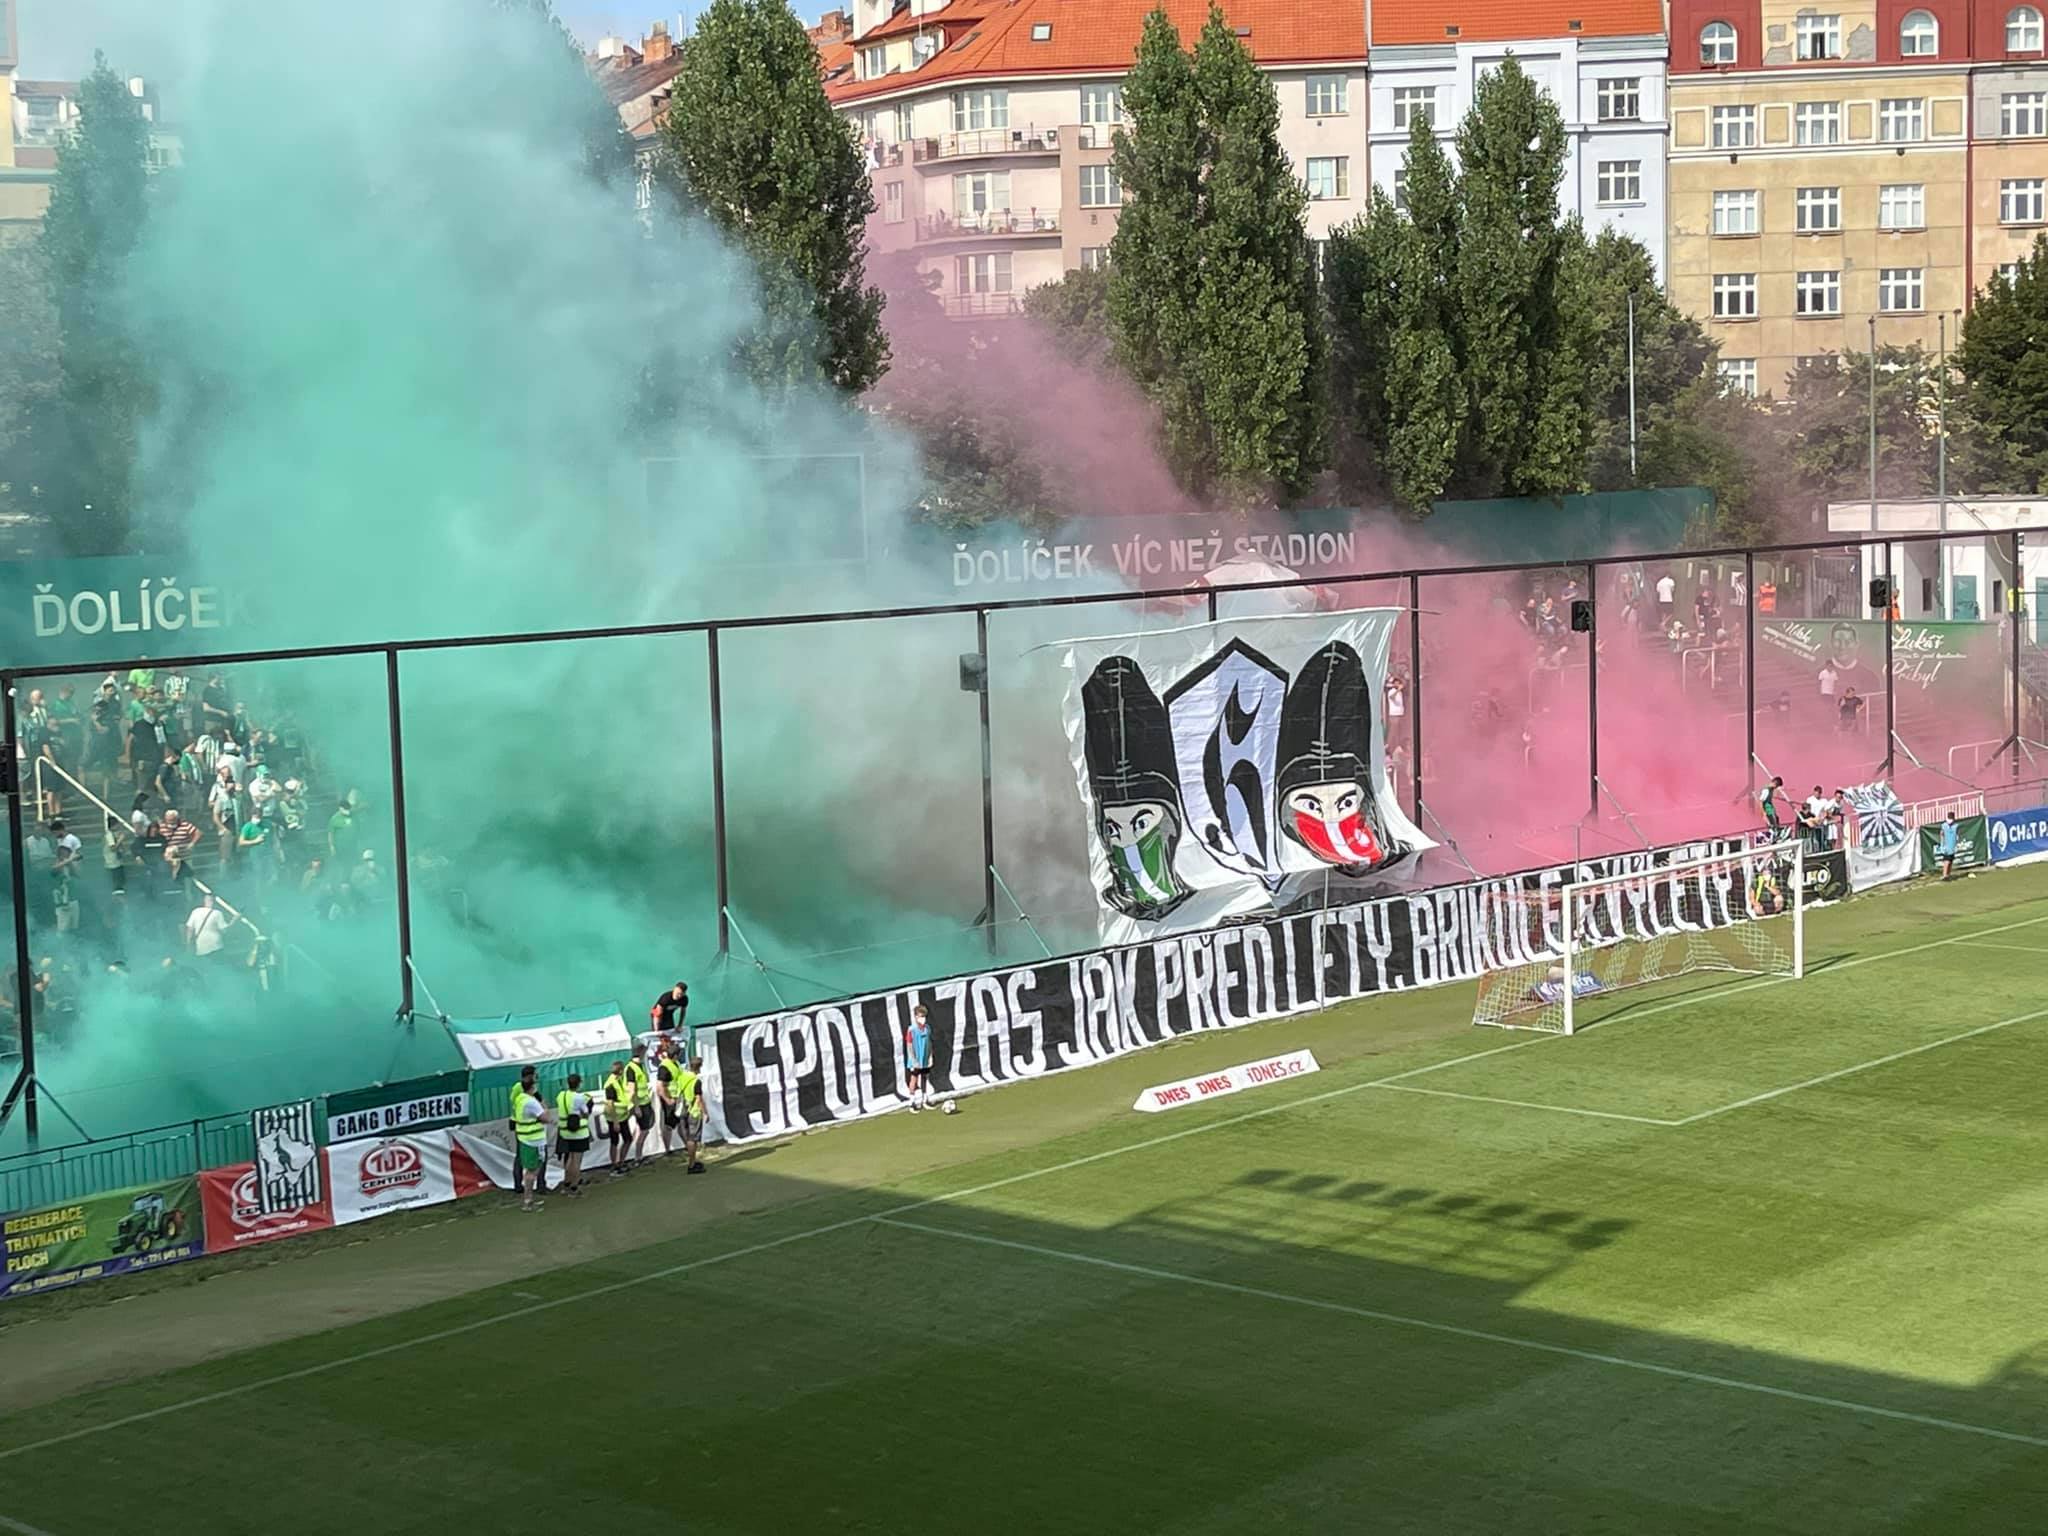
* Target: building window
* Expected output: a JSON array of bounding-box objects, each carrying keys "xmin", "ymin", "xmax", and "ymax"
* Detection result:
[
  {"xmin": 1306, "ymin": 75, "xmax": 1348, "ymax": 116},
  {"xmin": 1718, "ymin": 358, "xmax": 1758, "ymax": 397},
  {"xmin": 1596, "ymin": 77, "xmax": 1641, "ymax": 121},
  {"xmin": 1879, "ymin": 182, "xmax": 1926, "ymax": 229},
  {"xmin": 1796, "ymin": 13, "xmax": 1842, "ymax": 58},
  {"xmin": 894, "ymin": 104, "xmax": 912, "ymax": 141},
  {"xmin": 1305, "ymin": 157, "xmax": 1350, "ymax": 200},
  {"xmin": 1080, "ymin": 246, "xmax": 1110, "ymax": 272},
  {"xmin": 1030, "ymin": 21, "xmax": 1052, "ymax": 40},
  {"xmin": 1796, "ymin": 270, "xmax": 1842, "ymax": 315},
  {"xmin": 1594, "ymin": 160, "xmax": 1642, "ymax": 205},
  {"xmin": 1879, "ymin": 267, "xmax": 1925, "ymax": 311},
  {"xmin": 2003, "ymin": 92, "xmax": 2048, "ymax": 136},
  {"xmin": 1700, "ymin": 21, "xmax": 1738, "ymax": 64},
  {"xmin": 859, "ymin": 43, "xmax": 886, "ymax": 79},
  {"xmin": 1713, "ymin": 188, "xmax": 1760, "ymax": 234},
  {"xmin": 956, "ymin": 252, "xmax": 1013, "ymax": 294},
  {"xmin": 952, "ymin": 89, "xmax": 1009, "ymax": 132},
  {"xmin": 1795, "ymin": 186, "xmax": 1841, "ymax": 231},
  {"xmin": 1995, "ymin": 261, "xmax": 2024, "ymax": 284},
  {"xmin": 1079, "ymin": 164, "xmax": 1121, "ymax": 207},
  {"xmin": 1711, "ymin": 104, "xmax": 1758, "ymax": 148},
  {"xmin": 1712, "ymin": 272, "xmax": 1758, "ymax": 318},
  {"xmin": 1080, "ymin": 84, "xmax": 1124, "ymax": 124},
  {"xmin": 1900, "ymin": 10, "xmax": 1939, "ymax": 54},
  {"xmin": 1392, "ymin": 86, "xmax": 1436, "ymax": 129},
  {"xmin": 2002, "ymin": 177, "xmax": 2047, "ymax": 222},
  {"xmin": 1879, "ymin": 98, "xmax": 1926, "ymax": 142},
  {"xmin": 1393, "ymin": 166, "xmax": 1410, "ymax": 210},
  {"xmin": 884, "ymin": 181, "xmax": 904, "ymax": 223},
  {"xmin": 953, "ymin": 170, "xmax": 1011, "ymax": 219},
  {"xmin": 1794, "ymin": 102, "xmax": 1842, "ymax": 146},
  {"xmin": 2011, "ymin": 7, "xmax": 2045, "ymax": 51}
]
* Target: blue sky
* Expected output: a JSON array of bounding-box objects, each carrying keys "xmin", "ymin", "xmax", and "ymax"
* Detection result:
[{"xmin": 15, "ymin": 3, "xmax": 808, "ymax": 82}]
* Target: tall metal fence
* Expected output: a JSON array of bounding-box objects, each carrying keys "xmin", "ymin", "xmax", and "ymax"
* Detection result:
[{"xmin": 4, "ymin": 527, "xmax": 2043, "ymax": 1148}]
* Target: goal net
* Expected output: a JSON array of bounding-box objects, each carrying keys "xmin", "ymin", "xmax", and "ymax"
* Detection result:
[{"xmin": 1472, "ymin": 841, "xmax": 1804, "ymax": 1036}]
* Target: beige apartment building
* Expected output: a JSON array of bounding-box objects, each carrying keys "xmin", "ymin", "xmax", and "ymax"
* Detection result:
[{"xmin": 1668, "ymin": 0, "xmax": 2048, "ymax": 397}]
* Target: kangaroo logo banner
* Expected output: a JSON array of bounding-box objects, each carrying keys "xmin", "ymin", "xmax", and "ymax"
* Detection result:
[
  {"xmin": 1061, "ymin": 610, "xmax": 1434, "ymax": 945},
  {"xmin": 250, "ymin": 1099, "xmax": 321, "ymax": 1217}
]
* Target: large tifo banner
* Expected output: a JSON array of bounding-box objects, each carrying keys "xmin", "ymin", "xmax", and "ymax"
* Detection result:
[
  {"xmin": 1061, "ymin": 610, "xmax": 1434, "ymax": 946},
  {"xmin": 2, "ymin": 1178, "xmax": 205, "ymax": 1298},
  {"xmin": 701, "ymin": 837, "xmax": 1765, "ymax": 1145}
]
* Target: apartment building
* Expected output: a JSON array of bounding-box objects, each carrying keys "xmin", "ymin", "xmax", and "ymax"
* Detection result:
[
  {"xmin": 1366, "ymin": 0, "xmax": 1673, "ymax": 278},
  {"xmin": 0, "ymin": 0, "xmax": 50, "ymax": 239},
  {"xmin": 1668, "ymin": 0, "xmax": 2047, "ymax": 399},
  {"xmin": 824, "ymin": 0, "xmax": 1366, "ymax": 317}
]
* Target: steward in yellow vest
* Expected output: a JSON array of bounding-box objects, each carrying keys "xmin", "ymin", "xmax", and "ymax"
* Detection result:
[{"xmin": 553, "ymin": 1072, "xmax": 593, "ymax": 1198}]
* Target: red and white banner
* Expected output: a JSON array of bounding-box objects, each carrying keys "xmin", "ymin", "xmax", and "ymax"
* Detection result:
[
  {"xmin": 1133, "ymin": 1048, "xmax": 1319, "ymax": 1113},
  {"xmin": 199, "ymin": 1162, "xmax": 334, "ymax": 1253},
  {"xmin": 323, "ymin": 1132, "xmax": 459, "ymax": 1226}
]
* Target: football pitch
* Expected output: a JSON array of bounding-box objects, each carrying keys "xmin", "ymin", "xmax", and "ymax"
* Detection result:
[{"xmin": 6, "ymin": 870, "xmax": 2048, "ymax": 1535}]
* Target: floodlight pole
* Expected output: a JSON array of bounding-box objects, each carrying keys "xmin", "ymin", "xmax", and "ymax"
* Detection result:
[
  {"xmin": 976, "ymin": 608, "xmax": 996, "ymax": 956},
  {"xmin": 1586, "ymin": 567, "xmax": 1599, "ymax": 819},
  {"xmin": 707, "ymin": 627, "xmax": 730, "ymax": 957},
  {"xmin": 2, "ymin": 673, "xmax": 38, "ymax": 1142},
  {"xmin": 1882, "ymin": 541, "xmax": 1896, "ymax": 776},
  {"xmin": 385, "ymin": 649, "xmax": 415, "ymax": 1018}
]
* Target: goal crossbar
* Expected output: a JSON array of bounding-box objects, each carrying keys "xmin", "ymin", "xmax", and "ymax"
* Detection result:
[{"xmin": 1472, "ymin": 841, "xmax": 1806, "ymax": 1036}]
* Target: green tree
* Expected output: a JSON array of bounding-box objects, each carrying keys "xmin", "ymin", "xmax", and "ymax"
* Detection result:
[
  {"xmin": 1781, "ymin": 347, "xmax": 1939, "ymax": 509},
  {"xmin": 1580, "ymin": 228, "xmax": 1714, "ymax": 490},
  {"xmin": 659, "ymin": 0, "xmax": 886, "ymax": 393},
  {"xmin": 1953, "ymin": 233, "xmax": 2048, "ymax": 493},
  {"xmin": 38, "ymin": 55, "xmax": 155, "ymax": 554},
  {"xmin": 1637, "ymin": 378, "xmax": 1781, "ymax": 545},
  {"xmin": 1109, "ymin": 6, "xmax": 1323, "ymax": 502},
  {"xmin": 0, "ymin": 238, "xmax": 59, "ymax": 527},
  {"xmin": 1023, "ymin": 265, "xmax": 1113, "ymax": 370},
  {"xmin": 1452, "ymin": 56, "xmax": 1586, "ymax": 498}
]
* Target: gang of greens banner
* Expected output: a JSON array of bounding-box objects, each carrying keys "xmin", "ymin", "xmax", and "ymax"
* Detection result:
[
  {"xmin": 700, "ymin": 837, "xmax": 1770, "ymax": 1145},
  {"xmin": 1061, "ymin": 609, "xmax": 1434, "ymax": 948},
  {"xmin": 324, "ymin": 1070, "xmax": 472, "ymax": 1143},
  {"xmin": 1, "ymin": 1178, "xmax": 205, "ymax": 1299},
  {"xmin": 1919, "ymin": 815, "xmax": 1990, "ymax": 874}
]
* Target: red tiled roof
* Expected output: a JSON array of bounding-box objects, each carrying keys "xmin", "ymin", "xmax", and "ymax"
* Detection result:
[
  {"xmin": 826, "ymin": 0, "xmax": 1364, "ymax": 105},
  {"xmin": 862, "ymin": 1, "xmax": 990, "ymax": 42},
  {"xmin": 1372, "ymin": 0, "xmax": 1663, "ymax": 46}
]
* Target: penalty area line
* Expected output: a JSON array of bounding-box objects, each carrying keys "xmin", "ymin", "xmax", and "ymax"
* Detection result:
[
  {"xmin": 1365, "ymin": 1082, "xmax": 1682, "ymax": 1126},
  {"xmin": 875, "ymin": 1216, "xmax": 2048, "ymax": 1451},
  {"xmin": 0, "ymin": 1514, "xmax": 62, "ymax": 1536}
]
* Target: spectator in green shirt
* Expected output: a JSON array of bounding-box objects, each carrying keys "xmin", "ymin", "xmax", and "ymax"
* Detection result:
[{"xmin": 328, "ymin": 801, "xmax": 356, "ymax": 861}]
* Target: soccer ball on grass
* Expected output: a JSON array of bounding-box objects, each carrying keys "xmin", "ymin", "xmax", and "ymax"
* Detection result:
[{"xmin": 942, "ymin": 1099, "xmax": 958, "ymax": 1115}]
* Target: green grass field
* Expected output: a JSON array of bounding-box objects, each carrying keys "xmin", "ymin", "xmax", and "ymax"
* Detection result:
[{"xmin": 5, "ymin": 868, "xmax": 2048, "ymax": 1535}]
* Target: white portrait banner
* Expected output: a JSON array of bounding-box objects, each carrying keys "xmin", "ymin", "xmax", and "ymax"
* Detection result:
[{"xmin": 1061, "ymin": 608, "xmax": 1435, "ymax": 945}]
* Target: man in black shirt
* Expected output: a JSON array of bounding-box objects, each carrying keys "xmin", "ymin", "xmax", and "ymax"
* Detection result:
[{"xmin": 650, "ymin": 981, "xmax": 688, "ymax": 1040}]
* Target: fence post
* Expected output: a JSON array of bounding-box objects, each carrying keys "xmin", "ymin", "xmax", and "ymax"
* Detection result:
[
  {"xmin": 1586, "ymin": 564, "xmax": 1599, "ymax": 819},
  {"xmin": 191, "ymin": 1117, "xmax": 204, "ymax": 1174},
  {"xmin": 1408, "ymin": 574, "xmax": 1424, "ymax": 823},
  {"xmin": 2013, "ymin": 530, "xmax": 2024, "ymax": 782},
  {"xmin": 1882, "ymin": 542, "xmax": 1897, "ymax": 775},
  {"xmin": 707, "ymin": 627, "xmax": 730, "ymax": 957},
  {"xmin": 1744, "ymin": 551, "xmax": 1757, "ymax": 797},
  {"xmin": 976, "ymin": 609, "xmax": 996, "ymax": 955},
  {"xmin": 3, "ymin": 671, "xmax": 38, "ymax": 1143},
  {"xmin": 385, "ymin": 649, "xmax": 415, "ymax": 1017}
]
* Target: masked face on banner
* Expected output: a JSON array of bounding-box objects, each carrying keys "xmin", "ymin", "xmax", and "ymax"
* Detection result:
[
  {"xmin": 1064, "ymin": 610, "xmax": 1435, "ymax": 945},
  {"xmin": 1081, "ymin": 657, "xmax": 1190, "ymax": 920}
]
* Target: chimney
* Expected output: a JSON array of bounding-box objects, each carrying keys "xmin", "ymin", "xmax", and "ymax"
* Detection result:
[
  {"xmin": 596, "ymin": 35, "xmax": 627, "ymax": 58},
  {"xmin": 643, "ymin": 20, "xmax": 673, "ymax": 61}
]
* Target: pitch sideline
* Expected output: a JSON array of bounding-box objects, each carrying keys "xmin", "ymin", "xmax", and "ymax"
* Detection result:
[{"xmin": 0, "ymin": 905, "xmax": 2043, "ymax": 1465}]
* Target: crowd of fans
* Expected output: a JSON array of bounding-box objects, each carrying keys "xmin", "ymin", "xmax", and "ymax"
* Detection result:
[{"xmin": 7, "ymin": 668, "xmax": 376, "ymax": 1031}]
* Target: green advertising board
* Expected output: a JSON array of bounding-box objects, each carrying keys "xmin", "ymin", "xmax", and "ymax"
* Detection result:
[
  {"xmin": 0, "ymin": 556, "xmax": 257, "ymax": 673},
  {"xmin": 1919, "ymin": 814, "xmax": 1990, "ymax": 874},
  {"xmin": 323, "ymin": 1070, "xmax": 472, "ymax": 1143},
  {"xmin": 1, "ymin": 1176, "xmax": 205, "ymax": 1299}
]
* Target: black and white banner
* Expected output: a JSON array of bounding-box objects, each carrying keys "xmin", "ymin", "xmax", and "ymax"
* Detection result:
[
  {"xmin": 250, "ymin": 1099, "xmax": 321, "ymax": 1217},
  {"xmin": 702, "ymin": 837, "xmax": 1766, "ymax": 1144}
]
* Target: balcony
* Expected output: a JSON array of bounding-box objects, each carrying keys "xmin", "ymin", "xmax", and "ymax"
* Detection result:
[
  {"xmin": 940, "ymin": 292, "xmax": 1026, "ymax": 319},
  {"xmin": 910, "ymin": 127, "xmax": 1060, "ymax": 164},
  {"xmin": 915, "ymin": 209, "xmax": 1061, "ymax": 243}
]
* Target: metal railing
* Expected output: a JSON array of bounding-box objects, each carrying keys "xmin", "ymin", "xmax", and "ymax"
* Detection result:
[
  {"xmin": 910, "ymin": 127, "xmax": 1058, "ymax": 162},
  {"xmin": 915, "ymin": 208, "xmax": 1060, "ymax": 241},
  {"xmin": 940, "ymin": 291, "xmax": 1025, "ymax": 319},
  {"xmin": 0, "ymin": 1111, "xmax": 251, "ymax": 1213}
]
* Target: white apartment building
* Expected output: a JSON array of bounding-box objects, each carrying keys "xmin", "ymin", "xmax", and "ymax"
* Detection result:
[
  {"xmin": 1365, "ymin": 1, "xmax": 1671, "ymax": 279},
  {"xmin": 825, "ymin": 0, "xmax": 1367, "ymax": 316}
]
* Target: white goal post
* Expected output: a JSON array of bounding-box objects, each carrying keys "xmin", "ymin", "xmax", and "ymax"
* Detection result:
[{"xmin": 1473, "ymin": 841, "xmax": 1806, "ymax": 1036}]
